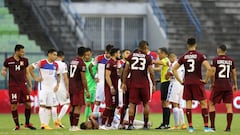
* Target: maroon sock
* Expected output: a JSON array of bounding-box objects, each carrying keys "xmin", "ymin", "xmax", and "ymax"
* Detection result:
[
  {"xmin": 209, "ymin": 111, "xmax": 215, "ymax": 128},
  {"xmin": 12, "ymin": 110, "xmax": 19, "ymax": 126},
  {"xmin": 102, "ymin": 109, "xmax": 111, "ymax": 125},
  {"xmin": 226, "ymin": 113, "xmax": 233, "ymax": 129},
  {"xmin": 186, "ymin": 109, "xmax": 192, "ymax": 127},
  {"xmin": 201, "ymin": 108, "xmax": 208, "ymax": 127},
  {"xmin": 107, "ymin": 109, "xmax": 115, "ymax": 126},
  {"xmin": 72, "ymin": 113, "xmax": 80, "ymax": 126},
  {"xmin": 120, "ymin": 106, "xmax": 127, "ymax": 124},
  {"xmin": 69, "ymin": 111, "xmax": 73, "ymax": 126},
  {"xmin": 25, "ymin": 108, "xmax": 31, "ymax": 125},
  {"xmin": 143, "ymin": 114, "xmax": 149, "ymax": 127},
  {"xmin": 129, "ymin": 116, "xmax": 134, "ymax": 125}
]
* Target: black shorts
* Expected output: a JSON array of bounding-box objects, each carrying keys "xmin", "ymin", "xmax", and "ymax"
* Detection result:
[{"xmin": 160, "ymin": 81, "xmax": 170, "ymax": 100}]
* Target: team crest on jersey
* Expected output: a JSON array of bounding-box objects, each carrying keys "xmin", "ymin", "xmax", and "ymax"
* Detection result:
[
  {"xmin": 20, "ymin": 61, "xmax": 24, "ymax": 66},
  {"xmin": 82, "ymin": 66, "xmax": 86, "ymax": 71}
]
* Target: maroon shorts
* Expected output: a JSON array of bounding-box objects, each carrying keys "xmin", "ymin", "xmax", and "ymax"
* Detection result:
[
  {"xmin": 183, "ymin": 84, "xmax": 206, "ymax": 101},
  {"xmin": 70, "ymin": 91, "xmax": 85, "ymax": 106},
  {"xmin": 9, "ymin": 86, "xmax": 30, "ymax": 104},
  {"xmin": 129, "ymin": 86, "xmax": 150, "ymax": 104},
  {"xmin": 104, "ymin": 86, "xmax": 118, "ymax": 108},
  {"xmin": 210, "ymin": 89, "xmax": 233, "ymax": 104}
]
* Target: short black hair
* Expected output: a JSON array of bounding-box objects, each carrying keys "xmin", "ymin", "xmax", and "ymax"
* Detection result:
[
  {"xmin": 85, "ymin": 47, "xmax": 92, "ymax": 52},
  {"xmin": 122, "ymin": 49, "xmax": 131, "ymax": 53},
  {"xmin": 47, "ymin": 48, "xmax": 57, "ymax": 55},
  {"xmin": 78, "ymin": 46, "xmax": 85, "ymax": 56},
  {"xmin": 110, "ymin": 48, "xmax": 120, "ymax": 56},
  {"xmin": 14, "ymin": 44, "xmax": 24, "ymax": 52},
  {"xmin": 80, "ymin": 122, "xmax": 87, "ymax": 130},
  {"xmin": 138, "ymin": 40, "xmax": 148, "ymax": 50},
  {"xmin": 187, "ymin": 37, "xmax": 196, "ymax": 45},
  {"xmin": 105, "ymin": 44, "xmax": 114, "ymax": 53},
  {"xmin": 218, "ymin": 44, "xmax": 227, "ymax": 52},
  {"xmin": 159, "ymin": 47, "xmax": 168, "ymax": 55},
  {"xmin": 57, "ymin": 51, "xmax": 64, "ymax": 57}
]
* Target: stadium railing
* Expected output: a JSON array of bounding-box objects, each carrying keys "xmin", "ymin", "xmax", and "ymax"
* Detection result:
[
  {"xmin": 181, "ymin": 0, "xmax": 202, "ymax": 39},
  {"xmin": 61, "ymin": 0, "xmax": 93, "ymax": 47},
  {"xmin": 148, "ymin": 0, "xmax": 168, "ymax": 36}
]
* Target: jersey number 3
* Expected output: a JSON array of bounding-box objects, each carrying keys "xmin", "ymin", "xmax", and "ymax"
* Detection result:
[{"xmin": 131, "ymin": 57, "xmax": 146, "ymax": 71}]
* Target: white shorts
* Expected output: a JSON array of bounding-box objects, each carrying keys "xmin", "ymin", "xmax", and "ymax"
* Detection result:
[
  {"xmin": 167, "ymin": 81, "xmax": 183, "ymax": 104},
  {"xmin": 55, "ymin": 88, "xmax": 70, "ymax": 105},
  {"xmin": 38, "ymin": 89, "xmax": 58, "ymax": 107},
  {"xmin": 95, "ymin": 81, "xmax": 105, "ymax": 102}
]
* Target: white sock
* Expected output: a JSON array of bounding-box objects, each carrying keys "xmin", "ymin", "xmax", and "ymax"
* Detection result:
[
  {"xmin": 45, "ymin": 108, "xmax": 51, "ymax": 125},
  {"xmin": 39, "ymin": 107, "xmax": 45, "ymax": 125},
  {"xmin": 93, "ymin": 105, "xmax": 100, "ymax": 113},
  {"xmin": 179, "ymin": 108, "xmax": 185, "ymax": 124},
  {"xmin": 58, "ymin": 104, "xmax": 69, "ymax": 120},
  {"xmin": 173, "ymin": 107, "xmax": 180, "ymax": 126},
  {"xmin": 133, "ymin": 119, "xmax": 144, "ymax": 126},
  {"xmin": 52, "ymin": 107, "xmax": 58, "ymax": 122}
]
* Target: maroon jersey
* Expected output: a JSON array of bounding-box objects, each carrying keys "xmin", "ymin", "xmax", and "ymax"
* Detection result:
[
  {"xmin": 212, "ymin": 55, "xmax": 235, "ymax": 91},
  {"xmin": 105, "ymin": 58, "xmax": 120, "ymax": 89},
  {"xmin": 3, "ymin": 56, "xmax": 29, "ymax": 87},
  {"xmin": 178, "ymin": 50, "xmax": 207, "ymax": 85},
  {"xmin": 69, "ymin": 57, "xmax": 86, "ymax": 94},
  {"xmin": 127, "ymin": 50, "xmax": 152, "ymax": 88}
]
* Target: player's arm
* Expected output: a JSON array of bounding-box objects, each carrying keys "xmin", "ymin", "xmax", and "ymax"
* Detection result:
[
  {"xmin": 152, "ymin": 59, "xmax": 164, "ymax": 65},
  {"xmin": 202, "ymin": 60, "xmax": 212, "ymax": 84},
  {"xmin": 232, "ymin": 68, "xmax": 238, "ymax": 92},
  {"xmin": 27, "ymin": 65, "xmax": 41, "ymax": 82},
  {"xmin": 209, "ymin": 66, "xmax": 216, "ymax": 90},
  {"xmin": 88, "ymin": 63, "xmax": 95, "ymax": 80},
  {"xmin": 121, "ymin": 62, "xmax": 130, "ymax": 92},
  {"xmin": 105, "ymin": 69, "xmax": 116, "ymax": 95},
  {"xmin": 0, "ymin": 66, "xmax": 7, "ymax": 77},
  {"xmin": 63, "ymin": 72, "xmax": 69, "ymax": 97},
  {"xmin": 80, "ymin": 71, "xmax": 90, "ymax": 98},
  {"xmin": 54, "ymin": 74, "xmax": 60, "ymax": 92},
  {"xmin": 172, "ymin": 62, "xmax": 183, "ymax": 85},
  {"xmin": 148, "ymin": 65, "xmax": 156, "ymax": 93},
  {"xmin": 26, "ymin": 67, "xmax": 33, "ymax": 92}
]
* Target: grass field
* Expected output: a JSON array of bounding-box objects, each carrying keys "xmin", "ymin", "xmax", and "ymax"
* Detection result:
[{"xmin": 0, "ymin": 113, "xmax": 239, "ymax": 135}]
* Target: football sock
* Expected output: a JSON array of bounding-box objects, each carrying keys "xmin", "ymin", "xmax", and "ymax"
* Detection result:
[
  {"xmin": 162, "ymin": 107, "xmax": 166, "ymax": 125},
  {"xmin": 51, "ymin": 106, "xmax": 58, "ymax": 122},
  {"xmin": 226, "ymin": 113, "xmax": 233, "ymax": 129},
  {"xmin": 102, "ymin": 108, "xmax": 111, "ymax": 125},
  {"xmin": 179, "ymin": 108, "xmax": 185, "ymax": 124},
  {"xmin": 93, "ymin": 105, "xmax": 100, "ymax": 113},
  {"xmin": 25, "ymin": 108, "xmax": 31, "ymax": 125},
  {"xmin": 45, "ymin": 108, "xmax": 51, "ymax": 125},
  {"xmin": 72, "ymin": 113, "xmax": 80, "ymax": 126},
  {"xmin": 209, "ymin": 111, "xmax": 215, "ymax": 128},
  {"xmin": 163, "ymin": 107, "xmax": 170, "ymax": 125},
  {"xmin": 39, "ymin": 107, "xmax": 45, "ymax": 125},
  {"xmin": 107, "ymin": 109, "xmax": 115, "ymax": 126},
  {"xmin": 173, "ymin": 107, "xmax": 180, "ymax": 126},
  {"xmin": 186, "ymin": 109, "xmax": 192, "ymax": 127},
  {"xmin": 84, "ymin": 105, "xmax": 92, "ymax": 121},
  {"xmin": 58, "ymin": 104, "xmax": 69, "ymax": 120},
  {"xmin": 12, "ymin": 110, "xmax": 19, "ymax": 126},
  {"xmin": 120, "ymin": 106, "xmax": 127, "ymax": 124},
  {"xmin": 201, "ymin": 108, "xmax": 208, "ymax": 127}
]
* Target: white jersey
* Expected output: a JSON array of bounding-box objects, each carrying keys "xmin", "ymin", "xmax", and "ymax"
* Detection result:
[
  {"xmin": 55, "ymin": 60, "xmax": 68, "ymax": 91},
  {"xmin": 32, "ymin": 59, "xmax": 59, "ymax": 91},
  {"xmin": 169, "ymin": 61, "xmax": 185, "ymax": 83}
]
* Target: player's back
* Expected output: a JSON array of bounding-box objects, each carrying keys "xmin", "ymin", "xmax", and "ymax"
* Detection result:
[
  {"xmin": 69, "ymin": 57, "xmax": 86, "ymax": 93},
  {"xmin": 212, "ymin": 55, "xmax": 235, "ymax": 91},
  {"xmin": 178, "ymin": 50, "xmax": 206, "ymax": 85},
  {"xmin": 4, "ymin": 56, "xmax": 29, "ymax": 87},
  {"xmin": 127, "ymin": 51, "xmax": 152, "ymax": 88}
]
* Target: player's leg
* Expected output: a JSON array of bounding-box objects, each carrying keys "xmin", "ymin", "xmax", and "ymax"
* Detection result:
[
  {"xmin": 224, "ymin": 90, "xmax": 234, "ymax": 132},
  {"xmin": 171, "ymin": 103, "xmax": 180, "ymax": 129},
  {"xmin": 119, "ymin": 91, "xmax": 129, "ymax": 129},
  {"xmin": 209, "ymin": 100, "xmax": 216, "ymax": 130},
  {"xmin": 185, "ymin": 100, "xmax": 193, "ymax": 128},
  {"xmin": 11, "ymin": 104, "xmax": 20, "ymax": 130},
  {"xmin": 142, "ymin": 102, "xmax": 150, "ymax": 129},
  {"xmin": 93, "ymin": 82, "xmax": 104, "ymax": 113},
  {"xmin": 127, "ymin": 103, "xmax": 136, "ymax": 130},
  {"xmin": 24, "ymin": 101, "xmax": 36, "ymax": 130},
  {"xmin": 84, "ymin": 90, "xmax": 94, "ymax": 121},
  {"xmin": 9, "ymin": 89, "xmax": 20, "ymax": 130},
  {"xmin": 225, "ymin": 103, "xmax": 233, "ymax": 132}
]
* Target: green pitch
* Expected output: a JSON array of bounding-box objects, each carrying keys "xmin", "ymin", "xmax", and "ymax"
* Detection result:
[{"xmin": 0, "ymin": 113, "xmax": 239, "ymax": 135}]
